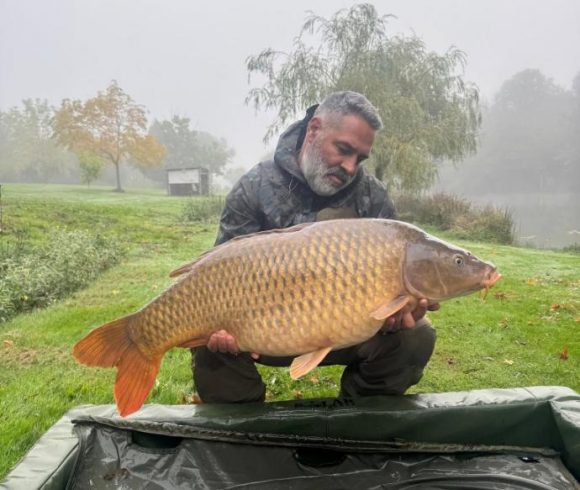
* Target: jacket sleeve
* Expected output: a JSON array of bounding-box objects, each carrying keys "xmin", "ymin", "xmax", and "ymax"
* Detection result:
[{"xmin": 214, "ymin": 168, "xmax": 263, "ymax": 246}]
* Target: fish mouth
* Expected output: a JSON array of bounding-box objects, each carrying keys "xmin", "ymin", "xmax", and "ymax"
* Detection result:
[{"xmin": 481, "ymin": 270, "xmax": 502, "ymax": 298}]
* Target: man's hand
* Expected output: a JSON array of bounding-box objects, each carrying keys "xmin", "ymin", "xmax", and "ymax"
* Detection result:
[
  {"xmin": 207, "ymin": 329, "xmax": 260, "ymax": 360},
  {"xmin": 382, "ymin": 299, "xmax": 440, "ymax": 333}
]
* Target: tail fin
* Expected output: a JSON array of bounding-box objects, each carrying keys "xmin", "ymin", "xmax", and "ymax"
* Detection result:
[{"xmin": 73, "ymin": 314, "xmax": 162, "ymax": 417}]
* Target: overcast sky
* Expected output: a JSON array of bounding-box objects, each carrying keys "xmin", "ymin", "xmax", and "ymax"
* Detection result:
[{"xmin": 1, "ymin": 0, "xmax": 579, "ymax": 169}]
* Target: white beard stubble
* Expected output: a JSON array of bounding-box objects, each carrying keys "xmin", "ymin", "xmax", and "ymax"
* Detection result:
[{"xmin": 300, "ymin": 140, "xmax": 354, "ymax": 196}]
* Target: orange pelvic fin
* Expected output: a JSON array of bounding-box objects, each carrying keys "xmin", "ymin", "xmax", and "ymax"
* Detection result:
[
  {"xmin": 73, "ymin": 314, "xmax": 161, "ymax": 417},
  {"xmin": 289, "ymin": 346, "xmax": 332, "ymax": 380},
  {"xmin": 370, "ymin": 296, "xmax": 410, "ymax": 321}
]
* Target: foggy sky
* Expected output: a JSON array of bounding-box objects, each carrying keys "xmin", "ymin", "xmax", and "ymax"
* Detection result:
[{"xmin": 1, "ymin": 0, "xmax": 579, "ymax": 170}]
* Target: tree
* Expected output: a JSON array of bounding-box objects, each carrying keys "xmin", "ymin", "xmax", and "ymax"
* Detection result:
[
  {"xmin": 145, "ymin": 116, "xmax": 234, "ymax": 182},
  {"xmin": 437, "ymin": 69, "xmax": 578, "ymax": 195},
  {"xmin": 77, "ymin": 151, "xmax": 104, "ymax": 187},
  {"xmin": 53, "ymin": 81, "xmax": 164, "ymax": 192},
  {"xmin": 0, "ymin": 99, "xmax": 76, "ymax": 182},
  {"xmin": 478, "ymin": 69, "xmax": 573, "ymax": 193},
  {"xmin": 246, "ymin": 3, "xmax": 480, "ymax": 192}
]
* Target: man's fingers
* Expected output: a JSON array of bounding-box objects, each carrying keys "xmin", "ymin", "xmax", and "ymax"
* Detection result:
[
  {"xmin": 403, "ymin": 311, "xmax": 416, "ymax": 328},
  {"xmin": 207, "ymin": 330, "xmax": 239, "ymax": 354}
]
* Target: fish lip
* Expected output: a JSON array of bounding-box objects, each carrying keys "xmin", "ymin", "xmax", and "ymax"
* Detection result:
[{"xmin": 482, "ymin": 270, "xmax": 502, "ymax": 289}]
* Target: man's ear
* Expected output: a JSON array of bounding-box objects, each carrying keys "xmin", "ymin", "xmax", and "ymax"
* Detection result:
[{"xmin": 305, "ymin": 116, "xmax": 322, "ymax": 143}]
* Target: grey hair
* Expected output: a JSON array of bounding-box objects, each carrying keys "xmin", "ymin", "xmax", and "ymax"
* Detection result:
[{"xmin": 314, "ymin": 91, "xmax": 383, "ymax": 130}]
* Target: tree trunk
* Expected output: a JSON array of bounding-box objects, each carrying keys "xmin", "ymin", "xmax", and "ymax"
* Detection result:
[{"xmin": 113, "ymin": 160, "xmax": 124, "ymax": 193}]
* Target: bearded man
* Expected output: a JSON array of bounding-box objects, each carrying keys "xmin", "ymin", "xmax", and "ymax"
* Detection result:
[{"xmin": 193, "ymin": 91, "xmax": 438, "ymax": 403}]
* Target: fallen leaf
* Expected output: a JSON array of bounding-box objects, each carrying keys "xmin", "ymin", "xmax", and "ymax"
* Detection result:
[
  {"xmin": 503, "ymin": 359, "xmax": 514, "ymax": 365},
  {"xmin": 308, "ymin": 376, "xmax": 320, "ymax": 384},
  {"xmin": 550, "ymin": 303, "xmax": 561, "ymax": 311},
  {"xmin": 181, "ymin": 393, "xmax": 203, "ymax": 404},
  {"xmin": 526, "ymin": 278, "xmax": 539, "ymax": 285},
  {"xmin": 293, "ymin": 390, "xmax": 303, "ymax": 399},
  {"xmin": 447, "ymin": 357, "xmax": 456, "ymax": 365},
  {"xmin": 559, "ymin": 347, "xmax": 569, "ymax": 361},
  {"xmin": 494, "ymin": 292, "xmax": 507, "ymax": 300},
  {"xmin": 3, "ymin": 340, "xmax": 14, "ymax": 348},
  {"xmin": 498, "ymin": 318, "xmax": 509, "ymax": 328}
]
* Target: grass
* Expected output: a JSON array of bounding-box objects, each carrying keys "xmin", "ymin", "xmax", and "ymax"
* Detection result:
[{"xmin": 0, "ymin": 183, "xmax": 579, "ymax": 479}]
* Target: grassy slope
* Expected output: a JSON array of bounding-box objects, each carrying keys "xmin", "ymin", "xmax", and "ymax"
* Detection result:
[{"xmin": 1, "ymin": 183, "xmax": 579, "ymax": 478}]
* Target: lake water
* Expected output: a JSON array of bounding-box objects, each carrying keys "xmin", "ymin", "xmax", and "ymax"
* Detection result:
[{"xmin": 469, "ymin": 192, "xmax": 579, "ymax": 249}]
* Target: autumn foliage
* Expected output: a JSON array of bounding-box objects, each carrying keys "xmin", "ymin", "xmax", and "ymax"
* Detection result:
[{"xmin": 53, "ymin": 81, "xmax": 164, "ymax": 191}]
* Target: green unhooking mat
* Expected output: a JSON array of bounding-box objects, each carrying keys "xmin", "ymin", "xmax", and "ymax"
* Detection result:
[{"xmin": 2, "ymin": 386, "xmax": 579, "ymax": 489}]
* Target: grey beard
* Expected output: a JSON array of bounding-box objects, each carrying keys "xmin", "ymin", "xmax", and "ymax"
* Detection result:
[{"xmin": 301, "ymin": 145, "xmax": 353, "ymax": 196}]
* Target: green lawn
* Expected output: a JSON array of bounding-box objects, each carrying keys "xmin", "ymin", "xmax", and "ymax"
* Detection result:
[{"xmin": 0, "ymin": 183, "xmax": 579, "ymax": 479}]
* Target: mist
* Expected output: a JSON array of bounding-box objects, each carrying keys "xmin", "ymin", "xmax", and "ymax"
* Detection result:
[{"xmin": 1, "ymin": 0, "xmax": 579, "ymax": 247}]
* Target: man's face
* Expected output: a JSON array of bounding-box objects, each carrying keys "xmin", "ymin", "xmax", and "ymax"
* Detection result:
[{"xmin": 300, "ymin": 114, "xmax": 375, "ymax": 196}]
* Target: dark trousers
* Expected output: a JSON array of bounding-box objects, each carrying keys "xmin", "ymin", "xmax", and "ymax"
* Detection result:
[{"xmin": 193, "ymin": 320, "xmax": 436, "ymax": 403}]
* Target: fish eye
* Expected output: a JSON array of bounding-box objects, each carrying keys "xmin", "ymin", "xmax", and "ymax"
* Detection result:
[{"xmin": 454, "ymin": 255, "xmax": 464, "ymax": 267}]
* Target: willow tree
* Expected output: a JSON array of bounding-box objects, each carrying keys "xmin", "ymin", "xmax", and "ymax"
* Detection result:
[
  {"xmin": 246, "ymin": 4, "xmax": 481, "ymax": 192},
  {"xmin": 53, "ymin": 81, "xmax": 164, "ymax": 192}
]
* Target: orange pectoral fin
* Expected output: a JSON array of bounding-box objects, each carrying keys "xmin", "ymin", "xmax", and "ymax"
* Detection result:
[
  {"xmin": 289, "ymin": 346, "xmax": 332, "ymax": 380},
  {"xmin": 370, "ymin": 296, "xmax": 410, "ymax": 321}
]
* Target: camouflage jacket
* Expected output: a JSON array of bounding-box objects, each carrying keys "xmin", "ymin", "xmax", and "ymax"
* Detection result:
[{"xmin": 215, "ymin": 108, "xmax": 396, "ymax": 246}]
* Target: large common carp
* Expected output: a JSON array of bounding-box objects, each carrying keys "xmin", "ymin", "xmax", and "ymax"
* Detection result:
[{"xmin": 73, "ymin": 219, "xmax": 501, "ymax": 416}]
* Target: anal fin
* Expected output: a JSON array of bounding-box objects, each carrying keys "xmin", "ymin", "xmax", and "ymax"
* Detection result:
[
  {"xmin": 289, "ymin": 346, "xmax": 332, "ymax": 380},
  {"xmin": 177, "ymin": 337, "xmax": 208, "ymax": 349}
]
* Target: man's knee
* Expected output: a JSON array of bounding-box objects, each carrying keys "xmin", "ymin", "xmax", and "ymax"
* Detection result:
[
  {"xmin": 340, "ymin": 321, "xmax": 436, "ymax": 397},
  {"xmin": 398, "ymin": 320, "xmax": 437, "ymax": 369}
]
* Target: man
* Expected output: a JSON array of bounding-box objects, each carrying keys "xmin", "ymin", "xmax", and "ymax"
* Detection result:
[{"xmin": 194, "ymin": 91, "xmax": 437, "ymax": 403}]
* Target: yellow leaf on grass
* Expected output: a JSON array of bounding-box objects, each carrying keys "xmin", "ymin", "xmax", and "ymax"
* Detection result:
[
  {"xmin": 3, "ymin": 340, "xmax": 15, "ymax": 349},
  {"xmin": 503, "ymin": 359, "xmax": 514, "ymax": 365}
]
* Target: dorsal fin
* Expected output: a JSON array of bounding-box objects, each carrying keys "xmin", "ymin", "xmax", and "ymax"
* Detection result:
[{"xmin": 169, "ymin": 222, "xmax": 317, "ymax": 278}]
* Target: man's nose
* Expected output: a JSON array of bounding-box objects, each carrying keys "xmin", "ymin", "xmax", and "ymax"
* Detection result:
[{"xmin": 340, "ymin": 156, "xmax": 358, "ymax": 175}]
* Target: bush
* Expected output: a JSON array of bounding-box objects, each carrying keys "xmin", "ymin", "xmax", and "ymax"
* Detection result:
[
  {"xmin": 181, "ymin": 196, "xmax": 225, "ymax": 223},
  {"xmin": 395, "ymin": 192, "xmax": 515, "ymax": 244},
  {"xmin": 0, "ymin": 230, "xmax": 123, "ymax": 322},
  {"xmin": 562, "ymin": 243, "xmax": 580, "ymax": 254},
  {"xmin": 396, "ymin": 193, "xmax": 472, "ymax": 230}
]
